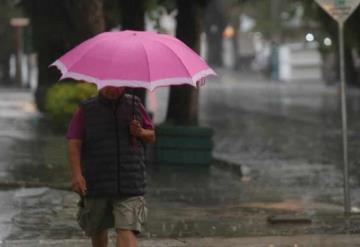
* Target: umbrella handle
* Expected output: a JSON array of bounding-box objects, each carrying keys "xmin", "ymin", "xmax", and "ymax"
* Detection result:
[
  {"xmin": 131, "ymin": 91, "xmax": 138, "ymax": 149},
  {"xmin": 132, "ymin": 91, "xmax": 135, "ymax": 119},
  {"xmin": 131, "ymin": 136, "xmax": 138, "ymax": 149}
]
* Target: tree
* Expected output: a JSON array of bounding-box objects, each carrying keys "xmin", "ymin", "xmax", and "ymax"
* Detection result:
[
  {"xmin": 118, "ymin": 0, "xmax": 147, "ymax": 104},
  {"xmin": 103, "ymin": 0, "xmax": 121, "ymax": 31},
  {"xmin": 204, "ymin": 0, "xmax": 226, "ymax": 66},
  {"xmin": 165, "ymin": 0, "xmax": 209, "ymax": 126},
  {"xmin": 21, "ymin": 0, "xmax": 105, "ymax": 111},
  {"xmin": 118, "ymin": 0, "xmax": 145, "ymax": 31}
]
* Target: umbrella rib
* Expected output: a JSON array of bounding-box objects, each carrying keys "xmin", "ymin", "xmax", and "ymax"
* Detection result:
[
  {"xmin": 138, "ymin": 40, "xmax": 151, "ymax": 82},
  {"xmin": 153, "ymin": 39, "xmax": 193, "ymax": 79},
  {"xmin": 65, "ymin": 41, "xmax": 113, "ymax": 87},
  {"xmin": 97, "ymin": 38, "xmax": 122, "ymax": 87},
  {"xmin": 158, "ymin": 34, "xmax": 205, "ymax": 61},
  {"xmin": 55, "ymin": 35, "xmax": 107, "ymax": 76}
]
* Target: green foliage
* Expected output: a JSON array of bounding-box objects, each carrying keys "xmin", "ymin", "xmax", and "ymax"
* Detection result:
[{"xmin": 45, "ymin": 82, "xmax": 97, "ymax": 130}]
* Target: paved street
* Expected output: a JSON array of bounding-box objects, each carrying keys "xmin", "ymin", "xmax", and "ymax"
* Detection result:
[{"xmin": 2, "ymin": 69, "xmax": 360, "ymax": 246}]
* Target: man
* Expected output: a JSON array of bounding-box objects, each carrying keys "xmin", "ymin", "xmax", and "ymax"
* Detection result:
[{"xmin": 67, "ymin": 86, "xmax": 155, "ymax": 247}]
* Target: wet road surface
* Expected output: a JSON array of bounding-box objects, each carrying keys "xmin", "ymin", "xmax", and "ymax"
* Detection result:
[{"xmin": 200, "ymin": 70, "xmax": 360, "ymax": 211}]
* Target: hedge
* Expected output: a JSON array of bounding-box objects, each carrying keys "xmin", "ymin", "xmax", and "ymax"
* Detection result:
[{"xmin": 45, "ymin": 82, "xmax": 97, "ymax": 130}]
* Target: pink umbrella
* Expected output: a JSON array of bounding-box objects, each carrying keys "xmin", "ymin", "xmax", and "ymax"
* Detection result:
[{"xmin": 50, "ymin": 30, "xmax": 216, "ymax": 90}]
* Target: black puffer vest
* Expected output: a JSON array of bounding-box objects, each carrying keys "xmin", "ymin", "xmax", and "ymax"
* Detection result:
[{"xmin": 80, "ymin": 93, "xmax": 146, "ymax": 197}]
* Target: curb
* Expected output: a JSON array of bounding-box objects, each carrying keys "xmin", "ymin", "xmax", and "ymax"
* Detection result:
[{"xmin": 212, "ymin": 158, "xmax": 243, "ymax": 177}]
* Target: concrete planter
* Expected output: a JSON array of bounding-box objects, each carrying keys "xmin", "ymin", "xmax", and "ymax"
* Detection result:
[{"xmin": 155, "ymin": 125, "xmax": 214, "ymax": 166}]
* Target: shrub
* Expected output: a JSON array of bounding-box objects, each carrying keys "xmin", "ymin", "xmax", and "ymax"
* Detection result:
[{"xmin": 45, "ymin": 82, "xmax": 97, "ymax": 131}]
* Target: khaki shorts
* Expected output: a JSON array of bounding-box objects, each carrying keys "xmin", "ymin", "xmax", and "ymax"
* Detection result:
[{"xmin": 77, "ymin": 196, "xmax": 147, "ymax": 236}]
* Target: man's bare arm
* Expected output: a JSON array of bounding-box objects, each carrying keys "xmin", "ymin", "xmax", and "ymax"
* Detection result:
[{"xmin": 68, "ymin": 139, "xmax": 87, "ymax": 195}]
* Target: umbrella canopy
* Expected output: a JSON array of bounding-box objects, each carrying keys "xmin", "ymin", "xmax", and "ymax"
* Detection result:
[{"xmin": 51, "ymin": 30, "xmax": 216, "ymax": 90}]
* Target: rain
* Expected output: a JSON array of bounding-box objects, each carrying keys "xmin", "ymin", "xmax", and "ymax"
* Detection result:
[{"xmin": 1, "ymin": 0, "xmax": 360, "ymax": 246}]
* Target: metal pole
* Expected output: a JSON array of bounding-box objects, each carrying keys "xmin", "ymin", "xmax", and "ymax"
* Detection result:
[{"xmin": 339, "ymin": 22, "xmax": 351, "ymax": 215}]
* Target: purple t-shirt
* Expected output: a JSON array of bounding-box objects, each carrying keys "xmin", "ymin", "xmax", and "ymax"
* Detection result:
[{"xmin": 66, "ymin": 104, "xmax": 153, "ymax": 140}]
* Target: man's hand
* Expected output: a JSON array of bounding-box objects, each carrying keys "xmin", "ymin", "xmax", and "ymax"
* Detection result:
[
  {"xmin": 130, "ymin": 120, "xmax": 143, "ymax": 138},
  {"xmin": 130, "ymin": 120, "xmax": 156, "ymax": 143},
  {"xmin": 71, "ymin": 173, "xmax": 87, "ymax": 196}
]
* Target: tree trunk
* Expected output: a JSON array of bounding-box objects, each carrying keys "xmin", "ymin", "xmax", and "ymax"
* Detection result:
[
  {"xmin": 118, "ymin": 0, "xmax": 146, "ymax": 104},
  {"xmin": 119, "ymin": 0, "xmax": 145, "ymax": 31},
  {"xmin": 165, "ymin": 0, "xmax": 203, "ymax": 126},
  {"xmin": 103, "ymin": 0, "xmax": 121, "ymax": 31},
  {"xmin": 21, "ymin": 0, "xmax": 105, "ymax": 111},
  {"xmin": 204, "ymin": 0, "xmax": 225, "ymax": 67}
]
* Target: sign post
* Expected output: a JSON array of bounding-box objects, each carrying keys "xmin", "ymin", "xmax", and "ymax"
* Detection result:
[{"xmin": 315, "ymin": 0, "xmax": 360, "ymax": 215}]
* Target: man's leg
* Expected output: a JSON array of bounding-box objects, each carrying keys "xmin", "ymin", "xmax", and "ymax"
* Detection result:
[
  {"xmin": 116, "ymin": 229, "xmax": 137, "ymax": 247},
  {"xmin": 77, "ymin": 197, "xmax": 114, "ymax": 247},
  {"xmin": 91, "ymin": 230, "xmax": 108, "ymax": 247}
]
